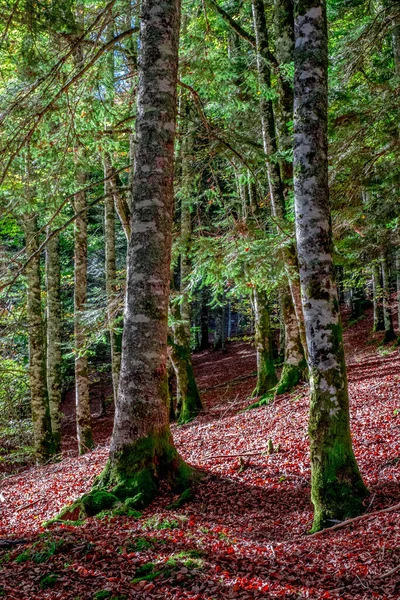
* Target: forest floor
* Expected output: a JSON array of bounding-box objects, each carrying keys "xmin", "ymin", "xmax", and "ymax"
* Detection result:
[{"xmin": 0, "ymin": 310, "xmax": 400, "ymax": 599}]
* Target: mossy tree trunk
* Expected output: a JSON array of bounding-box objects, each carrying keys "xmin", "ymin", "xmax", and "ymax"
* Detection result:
[
  {"xmin": 23, "ymin": 214, "xmax": 54, "ymax": 463},
  {"xmin": 68, "ymin": 11, "xmax": 94, "ymax": 455},
  {"xmin": 104, "ymin": 156, "xmax": 122, "ymax": 403},
  {"xmin": 372, "ymin": 263, "xmax": 384, "ymax": 332},
  {"xmin": 276, "ymin": 290, "xmax": 307, "ymax": 395},
  {"xmin": 252, "ymin": 0, "xmax": 306, "ymax": 389},
  {"xmin": 73, "ymin": 171, "xmax": 94, "ymax": 455},
  {"xmin": 97, "ymin": 0, "xmax": 192, "ymax": 508},
  {"xmin": 169, "ymin": 131, "xmax": 202, "ymax": 424},
  {"xmin": 252, "ymin": 289, "xmax": 277, "ymax": 397},
  {"xmin": 293, "ymin": 0, "xmax": 368, "ymax": 531},
  {"xmin": 381, "ymin": 252, "xmax": 396, "ymax": 343},
  {"xmin": 45, "ymin": 229, "xmax": 62, "ymax": 454}
]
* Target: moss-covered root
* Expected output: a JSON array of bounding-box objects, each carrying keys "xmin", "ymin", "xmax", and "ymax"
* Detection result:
[
  {"xmin": 309, "ymin": 451, "xmax": 369, "ymax": 533},
  {"xmin": 245, "ymin": 393, "xmax": 274, "ymax": 411},
  {"xmin": 252, "ymin": 356, "xmax": 277, "ymax": 398},
  {"xmin": 94, "ymin": 430, "xmax": 200, "ymax": 510},
  {"xmin": 275, "ymin": 360, "xmax": 307, "ymax": 396}
]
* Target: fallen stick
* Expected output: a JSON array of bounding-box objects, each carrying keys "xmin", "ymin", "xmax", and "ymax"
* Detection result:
[
  {"xmin": 201, "ymin": 449, "xmax": 268, "ymax": 459},
  {"xmin": 379, "ymin": 563, "xmax": 400, "ymax": 579},
  {"xmin": 14, "ymin": 495, "xmax": 46, "ymax": 512},
  {"xmin": 308, "ymin": 501, "xmax": 400, "ymax": 538}
]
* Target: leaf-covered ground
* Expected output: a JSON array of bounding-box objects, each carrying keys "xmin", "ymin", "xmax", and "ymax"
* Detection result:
[{"xmin": 1, "ymin": 312, "xmax": 399, "ymax": 599}]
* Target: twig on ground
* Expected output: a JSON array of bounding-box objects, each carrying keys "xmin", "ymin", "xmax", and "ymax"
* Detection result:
[
  {"xmin": 379, "ymin": 563, "xmax": 400, "ymax": 579},
  {"xmin": 307, "ymin": 501, "xmax": 400, "ymax": 538},
  {"xmin": 14, "ymin": 495, "xmax": 47, "ymax": 512},
  {"xmin": 201, "ymin": 449, "xmax": 269, "ymax": 460}
]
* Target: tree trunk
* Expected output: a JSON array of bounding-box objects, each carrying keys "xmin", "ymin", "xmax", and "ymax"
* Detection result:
[
  {"xmin": 381, "ymin": 253, "xmax": 396, "ymax": 343},
  {"xmin": 252, "ymin": 0, "xmax": 307, "ymax": 382},
  {"xmin": 293, "ymin": 0, "xmax": 367, "ymax": 531},
  {"xmin": 372, "ymin": 263, "xmax": 384, "ymax": 332},
  {"xmin": 169, "ymin": 133, "xmax": 202, "ymax": 424},
  {"xmin": 70, "ymin": 11, "xmax": 94, "ymax": 455},
  {"xmin": 97, "ymin": 0, "xmax": 192, "ymax": 508},
  {"xmin": 252, "ymin": 289, "xmax": 277, "ymax": 397},
  {"xmin": 276, "ymin": 288, "xmax": 307, "ymax": 395},
  {"xmin": 169, "ymin": 301, "xmax": 202, "ymax": 424},
  {"xmin": 104, "ymin": 156, "xmax": 122, "ymax": 402},
  {"xmin": 45, "ymin": 229, "xmax": 62, "ymax": 454},
  {"xmin": 200, "ymin": 288, "xmax": 209, "ymax": 349},
  {"xmin": 23, "ymin": 215, "xmax": 54, "ymax": 463},
  {"xmin": 73, "ymin": 172, "xmax": 94, "ymax": 454}
]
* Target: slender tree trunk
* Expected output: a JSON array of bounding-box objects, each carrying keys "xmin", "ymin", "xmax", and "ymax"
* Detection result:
[
  {"xmin": 170, "ymin": 133, "xmax": 202, "ymax": 424},
  {"xmin": 74, "ymin": 171, "xmax": 94, "ymax": 454},
  {"xmin": 372, "ymin": 263, "xmax": 384, "ymax": 332},
  {"xmin": 252, "ymin": 0, "xmax": 307, "ymax": 383},
  {"xmin": 69, "ymin": 11, "xmax": 94, "ymax": 455},
  {"xmin": 200, "ymin": 288, "xmax": 209, "ymax": 349},
  {"xmin": 276, "ymin": 289, "xmax": 306, "ymax": 395},
  {"xmin": 293, "ymin": 0, "xmax": 368, "ymax": 531},
  {"xmin": 381, "ymin": 253, "xmax": 396, "ymax": 343},
  {"xmin": 274, "ymin": 0, "xmax": 295, "ymax": 189},
  {"xmin": 97, "ymin": 0, "xmax": 192, "ymax": 508},
  {"xmin": 46, "ymin": 229, "xmax": 62, "ymax": 454},
  {"xmin": 23, "ymin": 215, "xmax": 54, "ymax": 463},
  {"xmin": 252, "ymin": 289, "xmax": 277, "ymax": 397},
  {"xmin": 104, "ymin": 156, "xmax": 122, "ymax": 402}
]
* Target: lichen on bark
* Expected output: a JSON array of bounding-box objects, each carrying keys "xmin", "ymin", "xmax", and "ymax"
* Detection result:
[
  {"xmin": 86, "ymin": 0, "xmax": 196, "ymax": 511},
  {"xmin": 293, "ymin": 0, "xmax": 368, "ymax": 531}
]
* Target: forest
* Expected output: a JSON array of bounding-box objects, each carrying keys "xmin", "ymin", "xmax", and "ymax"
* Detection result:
[{"xmin": 0, "ymin": 0, "xmax": 399, "ymax": 598}]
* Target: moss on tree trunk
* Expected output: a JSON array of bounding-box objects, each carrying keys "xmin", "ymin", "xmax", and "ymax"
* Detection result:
[
  {"xmin": 253, "ymin": 289, "xmax": 277, "ymax": 397},
  {"xmin": 86, "ymin": 0, "xmax": 195, "ymax": 512},
  {"xmin": 294, "ymin": 0, "xmax": 368, "ymax": 531}
]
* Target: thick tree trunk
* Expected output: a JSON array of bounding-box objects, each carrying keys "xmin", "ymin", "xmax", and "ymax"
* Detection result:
[
  {"xmin": 381, "ymin": 253, "xmax": 396, "ymax": 343},
  {"xmin": 252, "ymin": 0, "xmax": 307, "ymax": 383},
  {"xmin": 252, "ymin": 289, "xmax": 277, "ymax": 397},
  {"xmin": 293, "ymin": 0, "xmax": 367, "ymax": 531},
  {"xmin": 104, "ymin": 156, "xmax": 122, "ymax": 402},
  {"xmin": 372, "ymin": 263, "xmax": 384, "ymax": 332},
  {"xmin": 73, "ymin": 173, "xmax": 94, "ymax": 454},
  {"xmin": 23, "ymin": 215, "xmax": 54, "ymax": 463},
  {"xmin": 45, "ymin": 230, "xmax": 62, "ymax": 454},
  {"xmin": 97, "ymin": 0, "xmax": 192, "ymax": 508}
]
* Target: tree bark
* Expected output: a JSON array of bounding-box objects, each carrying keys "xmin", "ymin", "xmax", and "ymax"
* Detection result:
[
  {"xmin": 104, "ymin": 156, "xmax": 122, "ymax": 403},
  {"xmin": 169, "ymin": 132, "xmax": 202, "ymax": 424},
  {"xmin": 23, "ymin": 215, "xmax": 54, "ymax": 463},
  {"xmin": 97, "ymin": 0, "xmax": 192, "ymax": 508},
  {"xmin": 252, "ymin": 0, "xmax": 307, "ymax": 386},
  {"xmin": 70, "ymin": 10, "xmax": 94, "ymax": 455},
  {"xmin": 45, "ymin": 229, "xmax": 62, "ymax": 454},
  {"xmin": 372, "ymin": 263, "xmax": 384, "ymax": 332},
  {"xmin": 293, "ymin": 0, "xmax": 368, "ymax": 531},
  {"xmin": 73, "ymin": 170, "xmax": 94, "ymax": 454},
  {"xmin": 381, "ymin": 253, "xmax": 396, "ymax": 343},
  {"xmin": 252, "ymin": 289, "xmax": 277, "ymax": 397}
]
